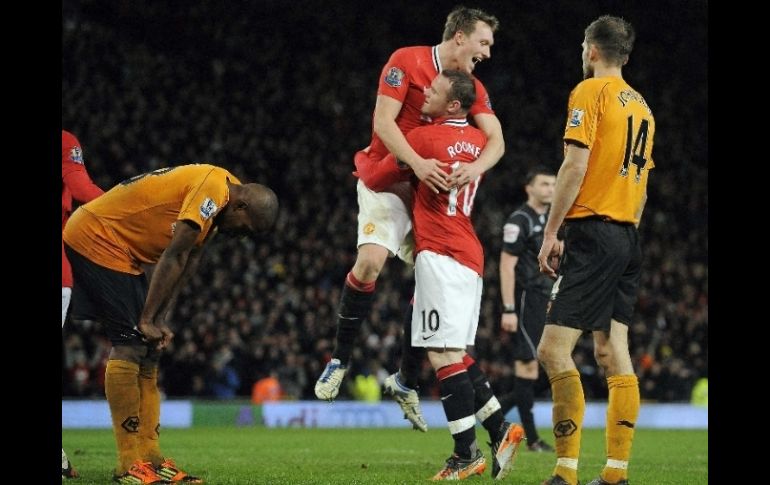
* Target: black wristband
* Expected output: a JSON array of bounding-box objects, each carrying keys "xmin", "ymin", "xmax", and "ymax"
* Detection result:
[{"xmin": 502, "ymin": 304, "xmax": 516, "ymax": 314}]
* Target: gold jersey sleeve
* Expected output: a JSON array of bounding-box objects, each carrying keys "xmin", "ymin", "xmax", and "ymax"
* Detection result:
[
  {"xmin": 63, "ymin": 164, "xmax": 241, "ymax": 274},
  {"xmin": 563, "ymin": 77, "xmax": 655, "ymax": 224}
]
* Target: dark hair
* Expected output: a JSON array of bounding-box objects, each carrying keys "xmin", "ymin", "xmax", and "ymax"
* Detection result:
[
  {"xmin": 442, "ymin": 6, "xmax": 499, "ymax": 41},
  {"xmin": 525, "ymin": 165, "xmax": 556, "ymax": 185},
  {"xmin": 585, "ymin": 15, "xmax": 635, "ymax": 66},
  {"xmin": 441, "ymin": 69, "xmax": 476, "ymax": 112}
]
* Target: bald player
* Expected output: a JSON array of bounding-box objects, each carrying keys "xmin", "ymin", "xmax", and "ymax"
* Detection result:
[{"xmin": 63, "ymin": 164, "xmax": 278, "ymax": 484}]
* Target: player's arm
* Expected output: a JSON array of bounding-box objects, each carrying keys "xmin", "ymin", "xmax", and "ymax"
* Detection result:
[
  {"xmin": 538, "ymin": 143, "xmax": 589, "ymax": 278},
  {"xmin": 373, "ymin": 95, "xmax": 449, "ymax": 193},
  {"xmin": 138, "ymin": 220, "xmax": 201, "ymax": 349},
  {"xmin": 159, "ymin": 230, "xmax": 215, "ymax": 321},
  {"xmin": 447, "ymin": 112, "xmax": 504, "ymax": 189},
  {"xmin": 635, "ymin": 188, "xmax": 648, "ymax": 229},
  {"xmin": 62, "ymin": 165, "xmax": 104, "ymax": 202},
  {"xmin": 499, "ymin": 250, "xmax": 519, "ymax": 333}
]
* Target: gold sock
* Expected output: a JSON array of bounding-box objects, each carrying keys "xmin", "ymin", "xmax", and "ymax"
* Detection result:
[
  {"xmin": 549, "ymin": 369, "xmax": 584, "ymax": 485},
  {"xmin": 601, "ymin": 374, "xmax": 639, "ymax": 483},
  {"xmin": 105, "ymin": 360, "xmax": 141, "ymax": 475},
  {"xmin": 139, "ymin": 365, "xmax": 164, "ymax": 466}
]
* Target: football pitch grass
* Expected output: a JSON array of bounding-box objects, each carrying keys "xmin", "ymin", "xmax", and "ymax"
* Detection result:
[{"xmin": 64, "ymin": 426, "xmax": 707, "ymax": 484}]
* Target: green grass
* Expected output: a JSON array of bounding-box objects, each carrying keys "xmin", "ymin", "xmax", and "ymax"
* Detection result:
[{"xmin": 63, "ymin": 427, "xmax": 707, "ymax": 484}]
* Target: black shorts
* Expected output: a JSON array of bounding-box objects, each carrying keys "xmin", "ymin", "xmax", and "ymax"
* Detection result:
[
  {"xmin": 64, "ymin": 244, "xmax": 148, "ymax": 346},
  {"xmin": 512, "ymin": 289, "xmax": 549, "ymax": 361},
  {"xmin": 546, "ymin": 218, "xmax": 641, "ymax": 333}
]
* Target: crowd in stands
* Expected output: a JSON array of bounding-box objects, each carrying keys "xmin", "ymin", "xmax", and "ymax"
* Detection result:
[{"xmin": 62, "ymin": 1, "xmax": 707, "ymax": 404}]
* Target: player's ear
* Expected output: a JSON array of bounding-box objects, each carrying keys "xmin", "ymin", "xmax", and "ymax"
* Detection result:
[
  {"xmin": 454, "ymin": 30, "xmax": 465, "ymax": 45},
  {"xmin": 589, "ymin": 44, "xmax": 600, "ymax": 62}
]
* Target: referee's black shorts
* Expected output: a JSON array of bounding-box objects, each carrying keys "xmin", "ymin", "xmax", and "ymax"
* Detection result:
[
  {"xmin": 545, "ymin": 217, "xmax": 641, "ymax": 333},
  {"xmin": 64, "ymin": 244, "xmax": 148, "ymax": 346},
  {"xmin": 512, "ymin": 289, "xmax": 549, "ymax": 361}
]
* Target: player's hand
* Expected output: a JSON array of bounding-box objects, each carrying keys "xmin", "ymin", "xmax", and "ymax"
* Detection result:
[
  {"xmin": 411, "ymin": 157, "xmax": 449, "ymax": 193},
  {"xmin": 157, "ymin": 325, "xmax": 174, "ymax": 351},
  {"xmin": 138, "ymin": 321, "xmax": 164, "ymax": 345},
  {"xmin": 538, "ymin": 233, "xmax": 561, "ymax": 279},
  {"xmin": 501, "ymin": 312, "xmax": 519, "ymax": 333},
  {"xmin": 447, "ymin": 162, "xmax": 483, "ymax": 191},
  {"xmin": 138, "ymin": 322, "xmax": 174, "ymax": 350}
]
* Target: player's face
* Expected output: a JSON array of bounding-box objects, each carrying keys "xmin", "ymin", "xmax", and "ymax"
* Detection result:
[
  {"xmin": 581, "ymin": 40, "xmax": 594, "ymax": 79},
  {"xmin": 529, "ymin": 174, "xmax": 556, "ymax": 205},
  {"xmin": 217, "ymin": 207, "xmax": 256, "ymax": 238},
  {"xmin": 422, "ymin": 75, "xmax": 452, "ymax": 117},
  {"xmin": 460, "ymin": 21, "xmax": 494, "ymax": 73}
]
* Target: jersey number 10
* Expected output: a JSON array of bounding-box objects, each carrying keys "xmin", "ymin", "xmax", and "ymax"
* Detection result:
[{"xmin": 447, "ymin": 161, "xmax": 480, "ymax": 216}]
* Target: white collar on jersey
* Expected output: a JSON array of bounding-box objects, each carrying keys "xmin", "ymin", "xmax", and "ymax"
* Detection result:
[
  {"xmin": 439, "ymin": 117, "xmax": 469, "ymax": 127},
  {"xmin": 432, "ymin": 45, "xmax": 442, "ymax": 73}
]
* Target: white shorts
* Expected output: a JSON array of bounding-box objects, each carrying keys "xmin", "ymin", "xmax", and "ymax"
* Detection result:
[
  {"xmin": 62, "ymin": 287, "xmax": 72, "ymax": 327},
  {"xmin": 411, "ymin": 250, "xmax": 482, "ymax": 349},
  {"xmin": 356, "ymin": 180, "xmax": 414, "ymax": 265}
]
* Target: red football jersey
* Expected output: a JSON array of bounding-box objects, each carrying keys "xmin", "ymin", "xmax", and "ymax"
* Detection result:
[
  {"xmin": 62, "ymin": 130, "xmax": 103, "ymax": 287},
  {"xmin": 407, "ymin": 117, "xmax": 487, "ymax": 275},
  {"xmin": 356, "ymin": 45, "xmax": 494, "ymax": 187}
]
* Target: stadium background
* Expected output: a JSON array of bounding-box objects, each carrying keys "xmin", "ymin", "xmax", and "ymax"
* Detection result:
[{"xmin": 62, "ymin": 0, "xmax": 707, "ymax": 405}]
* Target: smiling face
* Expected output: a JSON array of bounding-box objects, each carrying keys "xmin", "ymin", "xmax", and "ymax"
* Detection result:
[
  {"xmin": 458, "ymin": 21, "xmax": 494, "ymax": 73},
  {"xmin": 421, "ymin": 74, "xmax": 454, "ymax": 118}
]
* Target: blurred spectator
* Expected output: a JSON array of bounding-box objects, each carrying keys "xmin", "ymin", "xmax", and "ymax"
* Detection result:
[{"xmin": 251, "ymin": 370, "xmax": 284, "ymax": 404}]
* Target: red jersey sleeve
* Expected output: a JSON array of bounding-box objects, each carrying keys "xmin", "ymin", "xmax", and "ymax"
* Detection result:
[
  {"xmin": 377, "ymin": 48, "xmax": 413, "ymax": 103},
  {"xmin": 62, "ymin": 130, "xmax": 104, "ymax": 202},
  {"xmin": 469, "ymin": 79, "xmax": 495, "ymax": 117}
]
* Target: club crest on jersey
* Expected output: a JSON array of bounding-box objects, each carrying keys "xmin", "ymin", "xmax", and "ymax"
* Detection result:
[
  {"xmin": 199, "ymin": 197, "xmax": 218, "ymax": 220},
  {"xmin": 69, "ymin": 146, "xmax": 84, "ymax": 164},
  {"xmin": 384, "ymin": 67, "xmax": 404, "ymax": 87},
  {"xmin": 568, "ymin": 108, "xmax": 585, "ymax": 127},
  {"xmin": 363, "ymin": 222, "xmax": 375, "ymax": 235}
]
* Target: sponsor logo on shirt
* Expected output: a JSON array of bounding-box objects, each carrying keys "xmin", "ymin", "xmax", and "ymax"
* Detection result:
[
  {"xmin": 69, "ymin": 146, "xmax": 83, "ymax": 164},
  {"xmin": 384, "ymin": 67, "xmax": 404, "ymax": 87},
  {"xmin": 568, "ymin": 108, "xmax": 585, "ymax": 127},
  {"xmin": 199, "ymin": 197, "xmax": 218, "ymax": 220}
]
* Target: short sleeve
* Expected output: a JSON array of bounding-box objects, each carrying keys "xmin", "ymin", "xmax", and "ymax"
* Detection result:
[
  {"xmin": 377, "ymin": 48, "xmax": 412, "ymax": 103},
  {"xmin": 469, "ymin": 78, "xmax": 495, "ymax": 117},
  {"xmin": 563, "ymin": 80, "xmax": 605, "ymax": 148},
  {"xmin": 178, "ymin": 171, "xmax": 231, "ymax": 239},
  {"xmin": 502, "ymin": 212, "xmax": 529, "ymax": 256}
]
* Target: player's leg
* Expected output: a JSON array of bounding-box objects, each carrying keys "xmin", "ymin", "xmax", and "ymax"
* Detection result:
[
  {"xmin": 316, "ymin": 180, "xmax": 410, "ymax": 400},
  {"xmin": 412, "ymin": 251, "xmax": 481, "ymax": 465},
  {"xmin": 590, "ymin": 225, "xmax": 641, "ymax": 485},
  {"xmin": 61, "ymin": 285, "xmax": 79, "ymax": 478},
  {"xmin": 428, "ymin": 349, "xmax": 486, "ymax": 480},
  {"xmin": 383, "ymin": 300, "xmax": 429, "ymax": 432},
  {"xmin": 515, "ymin": 290, "xmax": 553, "ymax": 452},
  {"xmin": 65, "ymin": 245, "xmax": 166, "ymax": 483},
  {"xmin": 592, "ymin": 321, "xmax": 636, "ymax": 485},
  {"xmin": 537, "ymin": 324, "xmax": 583, "ymax": 485}
]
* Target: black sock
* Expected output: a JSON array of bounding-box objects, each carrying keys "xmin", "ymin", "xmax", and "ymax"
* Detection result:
[
  {"xmin": 438, "ymin": 367, "xmax": 477, "ymax": 459},
  {"xmin": 498, "ymin": 390, "xmax": 516, "ymax": 416},
  {"xmin": 332, "ymin": 283, "xmax": 375, "ymax": 364},
  {"xmin": 399, "ymin": 303, "xmax": 425, "ymax": 389},
  {"xmin": 513, "ymin": 376, "xmax": 538, "ymax": 443},
  {"xmin": 464, "ymin": 356, "xmax": 505, "ymax": 442}
]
